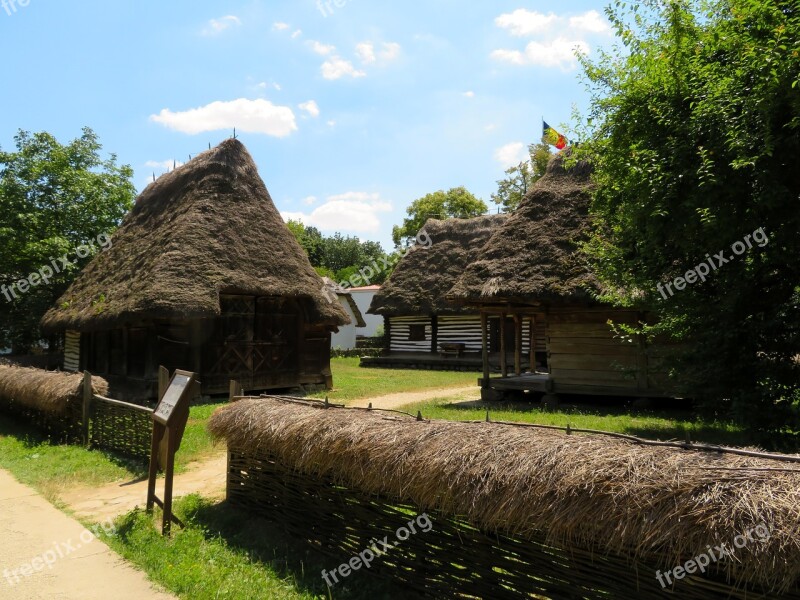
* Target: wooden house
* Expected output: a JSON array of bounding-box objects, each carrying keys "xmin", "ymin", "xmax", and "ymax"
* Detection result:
[
  {"xmin": 447, "ymin": 155, "xmax": 673, "ymax": 402},
  {"xmin": 364, "ymin": 214, "xmax": 545, "ymax": 370},
  {"xmin": 41, "ymin": 139, "xmax": 350, "ymax": 399}
]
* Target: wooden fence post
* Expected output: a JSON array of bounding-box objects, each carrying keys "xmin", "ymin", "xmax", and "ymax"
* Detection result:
[
  {"xmin": 82, "ymin": 371, "xmax": 92, "ymax": 445},
  {"xmin": 229, "ymin": 380, "xmax": 243, "ymax": 401},
  {"xmin": 158, "ymin": 366, "xmax": 170, "ymax": 401}
]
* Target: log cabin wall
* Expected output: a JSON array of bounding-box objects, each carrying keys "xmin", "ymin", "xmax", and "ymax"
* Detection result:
[
  {"xmin": 388, "ymin": 316, "xmax": 433, "ymax": 352},
  {"xmin": 545, "ymin": 308, "xmax": 659, "ymax": 395}
]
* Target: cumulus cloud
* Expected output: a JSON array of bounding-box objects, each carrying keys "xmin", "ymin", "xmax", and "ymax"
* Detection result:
[
  {"xmin": 145, "ymin": 159, "xmax": 185, "ymax": 171},
  {"xmin": 491, "ymin": 9, "xmax": 609, "ymax": 70},
  {"xmin": 150, "ymin": 98, "xmax": 297, "ymax": 137},
  {"xmin": 308, "ymin": 40, "xmax": 336, "ymax": 55},
  {"xmin": 463, "ymin": 91, "xmax": 475, "ymax": 98},
  {"xmin": 492, "ymin": 38, "xmax": 590, "ymax": 70},
  {"xmin": 291, "ymin": 29, "xmax": 303, "ymax": 39},
  {"xmin": 281, "ymin": 192, "xmax": 392, "ymax": 234},
  {"xmin": 321, "ymin": 56, "xmax": 366, "ymax": 80},
  {"xmin": 355, "ymin": 42, "xmax": 376, "ymax": 64},
  {"xmin": 272, "ymin": 22, "xmax": 289, "ymax": 31},
  {"xmin": 495, "ymin": 9, "xmax": 558, "ymax": 36},
  {"xmin": 356, "ymin": 41, "xmax": 401, "ymax": 65},
  {"xmin": 569, "ymin": 10, "xmax": 611, "ymax": 34},
  {"xmin": 202, "ymin": 15, "xmax": 241, "ymax": 36},
  {"xmin": 494, "ymin": 142, "xmax": 529, "ymax": 169},
  {"xmin": 298, "ymin": 100, "xmax": 320, "ymax": 118}
]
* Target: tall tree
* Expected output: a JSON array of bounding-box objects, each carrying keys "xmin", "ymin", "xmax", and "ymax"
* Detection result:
[
  {"xmin": 392, "ymin": 186, "xmax": 487, "ymax": 246},
  {"xmin": 0, "ymin": 128, "xmax": 135, "ymax": 352},
  {"xmin": 581, "ymin": 0, "xmax": 800, "ymax": 440},
  {"xmin": 492, "ymin": 143, "xmax": 552, "ymax": 211}
]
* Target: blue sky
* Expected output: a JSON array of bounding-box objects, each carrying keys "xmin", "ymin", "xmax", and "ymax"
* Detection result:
[{"xmin": 0, "ymin": 0, "xmax": 613, "ymax": 251}]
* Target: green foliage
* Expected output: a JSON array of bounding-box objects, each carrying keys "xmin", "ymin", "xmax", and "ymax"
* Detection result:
[
  {"xmin": 0, "ymin": 128, "xmax": 135, "ymax": 352},
  {"xmin": 491, "ymin": 143, "xmax": 552, "ymax": 211},
  {"xmin": 581, "ymin": 0, "xmax": 800, "ymax": 438},
  {"xmin": 392, "ymin": 187, "xmax": 487, "ymax": 246}
]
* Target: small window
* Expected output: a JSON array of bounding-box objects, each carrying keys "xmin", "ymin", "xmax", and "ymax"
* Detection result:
[{"xmin": 408, "ymin": 324, "xmax": 426, "ymax": 341}]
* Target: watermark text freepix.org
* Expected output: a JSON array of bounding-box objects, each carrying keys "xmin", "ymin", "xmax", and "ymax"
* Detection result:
[
  {"xmin": 657, "ymin": 227, "xmax": 768, "ymax": 300},
  {"xmin": 321, "ymin": 513, "xmax": 433, "ymax": 587},
  {"xmin": 317, "ymin": 0, "xmax": 350, "ymax": 17},
  {"xmin": 656, "ymin": 521, "xmax": 771, "ymax": 588},
  {"xmin": 1, "ymin": 234, "xmax": 113, "ymax": 303},
  {"xmin": 321, "ymin": 229, "xmax": 432, "ymax": 303},
  {"xmin": 3, "ymin": 518, "xmax": 116, "ymax": 587}
]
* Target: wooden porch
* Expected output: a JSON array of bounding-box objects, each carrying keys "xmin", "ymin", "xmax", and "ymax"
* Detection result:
[{"xmin": 360, "ymin": 351, "xmax": 531, "ymax": 372}]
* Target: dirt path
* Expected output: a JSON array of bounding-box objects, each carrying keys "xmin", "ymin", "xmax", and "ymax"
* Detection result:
[
  {"xmin": 348, "ymin": 385, "xmax": 478, "ymax": 411},
  {"xmin": 64, "ymin": 385, "xmax": 480, "ymax": 521},
  {"xmin": 0, "ymin": 469, "xmax": 175, "ymax": 600},
  {"xmin": 63, "ymin": 454, "xmax": 227, "ymax": 522}
]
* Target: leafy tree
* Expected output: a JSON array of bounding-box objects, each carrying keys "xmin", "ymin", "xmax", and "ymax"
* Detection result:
[
  {"xmin": 581, "ymin": 0, "xmax": 800, "ymax": 441},
  {"xmin": 392, "ymin": 187, "xmax": 487, "ymax": 246},
  {"xmin": 491, "ymin": 143, "xmax": 552, "ymax": 211},
  {"xmin": 0, "ymin": 128, "xmax": 135, "ymax": 353}
]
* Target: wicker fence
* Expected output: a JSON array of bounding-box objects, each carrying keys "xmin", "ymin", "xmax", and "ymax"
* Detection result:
[{"xmin": 224, "ymin": 446, "xmax": 783, "ymax": 600}]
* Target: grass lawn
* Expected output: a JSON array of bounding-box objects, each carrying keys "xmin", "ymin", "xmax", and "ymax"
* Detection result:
[
  {"xmin": 313, "ymin": 357, "xmax": 476, "ymax": 404},
  {"xmin": 101, "ymin": 495, "xmax": 422, "ymax": 600},
  {"xmin": 400, "ymin": 396, "xmax": 748, "ymax": 447}
]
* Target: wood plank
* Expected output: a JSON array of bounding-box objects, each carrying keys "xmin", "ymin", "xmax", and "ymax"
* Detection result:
[
  {"xmin": 550, "ymin": 368, "xmax": 639, "ymax": 385},
  {"xmin": 548, "ymin": 341, "xmax": 640, "ymax": 355},
  {"xmin": 550, "ymin": 354, "xmax": 638, "ymax": 370}
]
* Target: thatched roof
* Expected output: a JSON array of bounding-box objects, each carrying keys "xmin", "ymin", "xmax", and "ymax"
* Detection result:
[
  {"xmin": 322, "ymin": 278, "xmax": 366, "ymax": 328},
  {"xmin": 0, "ymin": 362, "xmax": 108, "ymax": 416},
  {"xmin": 369, "ymin": 214, "xmax": 508, "ymax": 316},
  {"xmin": 448, "ymin": 153, "xmax": 599, "ymax": 306},
  {"xmin": 209, "ymin": 398, "xmax": 800, "ymax": 596},
  {"xmin": 41, "ymin": 139, "xmax": 349, "ymax": 332}
]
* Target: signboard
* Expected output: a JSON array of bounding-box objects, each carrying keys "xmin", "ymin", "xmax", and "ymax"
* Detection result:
[{"xmin": 153, "ymin": 370, "xmax": 193, "ymax": 425}]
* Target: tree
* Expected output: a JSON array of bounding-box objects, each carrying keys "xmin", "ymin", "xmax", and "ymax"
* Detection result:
[
  {"xmin": 392, "ymin": 187, "xmax": 487, "ymax": 246},
  {"xmin": 0, "ymin": 128, "xmax": 135, "ymax": 353},
  {"xmin": 581, "ymin": 0, "xmax": 800, "ymax": 441},
  {"xmin": 491, "ymin": 143, "xmax": 552, "ymax": 211}
]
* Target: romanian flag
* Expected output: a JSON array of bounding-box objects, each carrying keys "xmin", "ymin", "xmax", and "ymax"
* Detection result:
[{"xmin": 542, "ymin": 121, "xmax": 568, "ymax": 150}]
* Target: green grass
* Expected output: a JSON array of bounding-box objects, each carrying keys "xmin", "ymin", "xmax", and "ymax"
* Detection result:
[
  {"xmin": 100, "ymin": 495, "xmax": 423, "ymax": 600},
  {"xmin": 401, "ymin": 396, "xmax": 748, "ymax": 447},
  {"xmin": 313, "ymin": 357, "xmax": 476, "ymax": 404}
]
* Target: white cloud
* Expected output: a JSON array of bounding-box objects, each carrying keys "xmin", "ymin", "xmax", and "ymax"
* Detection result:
[
  {"xmin": 355, "ymin": 42, "xmax": 376, "ymax": 64},
  {"xmin": 308, "ymin": 40, "xmax": 336, "ymax": 55},
  {"xmin": 202, "ymin": 15, "xmax": 241, "ymax": 36},
  {"xmin": 257, "ymin": 81, "xmax": 281, "ymax": 91},
  {"xmin": 272, "ymin": 22, "xmax": 289, "ymax": 31},
  {"xmin": 145, "ymin": 159, "xmax": 185, "ymax": 171},
  {"xmin": 356, "ymin": 41, "xmax": 401, "ymax": 65},
  {"xmin": 292, "ymin": 29, "xmax": 302, "ymax": 39},
  {"xmin": 463, "ymin": 91, "xmax": 475, "ymax": 98},
  {"xmin": 321, "ymin": 56, "xmax": 366, "ymax": 80},
  {"xmin": 492, "ymin": 38, "xmax": 590, "ymax": 70},
  {"xmin": 150, "ymin": 98, "xmax": 297, "ymax": 137},
  {"xmin": 298, "ymin": 100, "xmax": 320, "ymax": 118},
  {"xmin": 281, "ymin": 192, "xmax": 392, "ymax": 234},
  {"xmin": 327, "ymin": 120, "xmax": 336, "ymax": 127},
  {"xmin": 495, "ymin": 9, "xmax": 557, "ymax": 36},
  {"xmin": 494, "ymin": 142, "xmax": 529, "ymax": 169},
  {"xmin": 569, "ymin": 10, "xmax": 611, "ymax": 34},
  {"xmin": 303, "ymin": 196, "xmax": 317, "ymax": 206}
]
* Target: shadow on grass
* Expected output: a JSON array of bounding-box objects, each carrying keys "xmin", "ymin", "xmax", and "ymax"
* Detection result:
[{"xmin": 186, "ymin": 497, "xmax": 425, "ymax": 600}]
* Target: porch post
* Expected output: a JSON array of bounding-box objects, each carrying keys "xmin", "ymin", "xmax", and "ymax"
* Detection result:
[
  {"xmin": 481, "ymin": 312, "xmax": 489, "ymax": 386},
  {"xmin": 514, "ymin": 314, "xmax": 522, "ymax": 377},
  {"xmin": 499, "ymin": 313, "xmax": 507, "ymax": 378}
]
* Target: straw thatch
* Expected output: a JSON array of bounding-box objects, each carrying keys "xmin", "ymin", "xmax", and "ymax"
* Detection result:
[
  {"xmin": 41, "ymin": 139, "xmax": 349, "ymax": 332},
  {"xmin": 0, "ymin": 362, "xmax": 107, "ymax": 416},
  {"xmin": 209, "ymin": 398, "xmax": 800, "ymax": 594},
  {"xmin": 448, "ymin": 153, "xmax": 599, "ymax": 305},
  {"xmin": 369, "ymin": 214, "xmax": 508, "ymax": 316}
]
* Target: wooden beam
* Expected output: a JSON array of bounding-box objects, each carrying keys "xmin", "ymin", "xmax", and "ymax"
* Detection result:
[
  {"xmin": 499, "ymin": 314, "xmax": 507, "ymax": 378},
  {"xmin": 481, "ymin": 312, "xmax": 489, "ymax": 386},
  {"xmin": 431, "ymin": 315, "xmax": 438, "ymax": 354},
  {"xmin": 82, "ymin": 371, "xmax": 92, "ymax": 445},
  {"xmin": 514, "ymin": 315, "xmax": 522, "ymax": 377}
]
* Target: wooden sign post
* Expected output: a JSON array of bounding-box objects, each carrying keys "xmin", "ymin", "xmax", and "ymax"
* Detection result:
[{"xmin": 146, "ymin": 368, "xmax": 196, "ymax": 535}]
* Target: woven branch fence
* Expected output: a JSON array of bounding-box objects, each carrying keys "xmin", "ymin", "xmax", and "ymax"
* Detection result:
[{"xmin": 211, "ymin": 397, "xmax": 800, "ymax": 600}]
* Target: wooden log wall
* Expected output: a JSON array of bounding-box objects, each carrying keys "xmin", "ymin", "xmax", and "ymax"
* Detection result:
[
  {"xmin": 388, "ymin": 316, "xmax": 432, "ymax": 352},
  {"xmin": 64, "ymin": 331, "xmax": 80, "ymax": 372}
]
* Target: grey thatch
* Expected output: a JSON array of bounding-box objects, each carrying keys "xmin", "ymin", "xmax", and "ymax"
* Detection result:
[
  {"xmin": 209, "ymin": 398, "xmax": 800, "ymax": 595},
  {"xmin": 369, "ymin": 214, "xmax": 508, "ymax": 316},
  {"xmin": 41, "ymin": 139, "xmax": 349, "ymax": 332},
  {"xmin": 0, "ymin": 362, "xmax": 107, "ymax": 416},
  {"xmin": 322, "ymin": 278, "xmax": 366, "ymax": 328},
  {"xmin": 448, "ymin": 153, "xmax": 598, "ymax": 305}
]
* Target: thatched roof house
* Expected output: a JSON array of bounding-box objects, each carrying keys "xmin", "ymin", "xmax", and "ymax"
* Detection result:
[
  {"xmin": 448, "ymin": 155, "xmax": 671, "ymax": 400},
  {"xmin": 42, "ymin": 139, "xmax": 349, "ymax": 398},
  {"xmin": 364, "ymin": 215, "xmax": 531, "ymax": 368}
]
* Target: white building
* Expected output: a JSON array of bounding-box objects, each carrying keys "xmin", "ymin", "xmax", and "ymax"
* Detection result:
[
  {"xmin": 324, "ymin": 279, "xmax": 367, "ymax": 350},
  {"xmin": 348, "ymin": 285, "xmax": 383, "ymax": 337}
]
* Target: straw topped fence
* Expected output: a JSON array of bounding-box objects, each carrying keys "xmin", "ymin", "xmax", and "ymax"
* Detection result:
[{"xmin": 209, "ymin": 396, "xmax": 800, "ymax": 599}]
